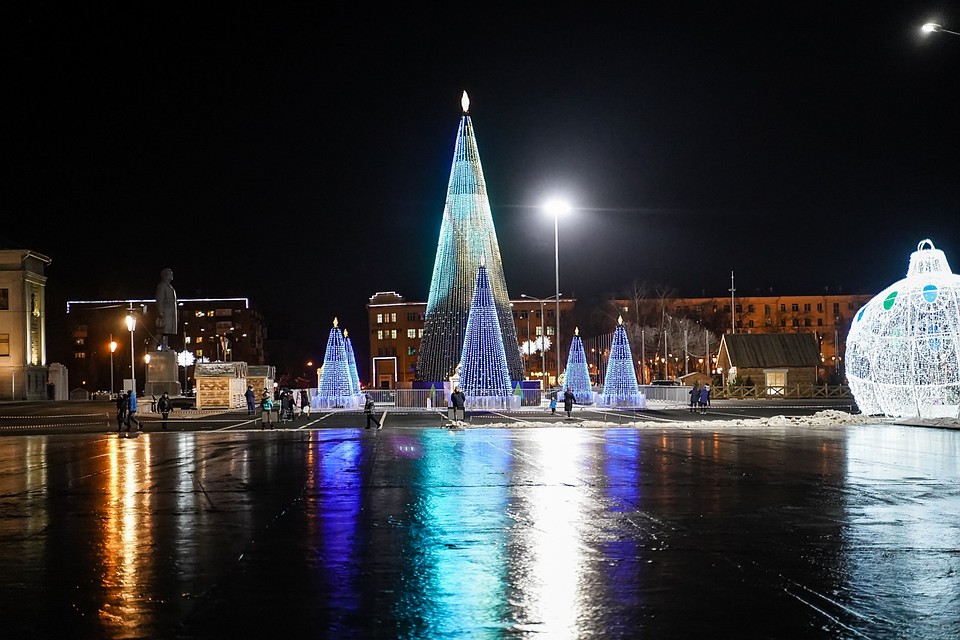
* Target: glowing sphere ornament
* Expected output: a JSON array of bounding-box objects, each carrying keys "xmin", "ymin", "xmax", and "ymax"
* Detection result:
[{"xmin": 847, "ymin": 239, "xmax": 960, "ymax": 418}]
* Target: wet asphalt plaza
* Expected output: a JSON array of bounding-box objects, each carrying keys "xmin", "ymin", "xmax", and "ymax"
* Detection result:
[{"xmin": 1, "ymin": 412, "xmax": 958, "ymax": 639}]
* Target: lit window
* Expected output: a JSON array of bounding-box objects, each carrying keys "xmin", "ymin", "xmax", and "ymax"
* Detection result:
[
  {"xmin": 418, "ymin": 329, "xmax": 424, "ymax": 338},
  {"xmin": 377, "ymin": 330, "xmax": 383, "ymax": 340},
  {"xmin": 407, "ymin": 329, "xmax": 416, "ymax": 338},
  {"xmin": 196, "ymin": 336, "xmax": 204, "ymax": 343},
  {"xmin": 377, "ymin": 313, "xmax": 383, "ymax": 324},
  {"xmin": 391, "ymin": 313, "xmax": 397, "ymax": 322},
  {"xmin": 391, "ymin": 330, "xmax": 397, "ymax": 339}
]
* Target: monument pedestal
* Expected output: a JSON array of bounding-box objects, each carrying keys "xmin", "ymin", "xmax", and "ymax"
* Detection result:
[{"xmin": 145, "ymin": 350, "xmax": 182, "ymax": 398}]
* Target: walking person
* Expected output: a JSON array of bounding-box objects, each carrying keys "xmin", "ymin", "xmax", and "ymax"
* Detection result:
[
  {"xmin": 563, "ymin": 387, "xmax": 575, "ymax": 418},
  {"xmin": 125, "ymin": 390, "xmax": 142, "ymax": 432},
  {"xmin": 245, "ymin": 385, "xmax": 256, "ymax": 416},
  {"xmin": 300, "ymin": 389, "xmax": 311, "ymax": 418},
  {"xmin": 450, "ymin": 386, "xmax": 466, "ymax": 425},
  {"xmin": 261, "ymin": 392, "xmax": 274, "ymax": 429},
  {"xmin": 689, "ymin": 381, "xmax": 701, "ymax": 413},
  {"xmin": 364, "ymin": 394, "xmax": 381, "ymax": 430},
  {"xmin": 115, "ymin": 391, "xmax": 128, "ymax": 433},
  {"xmin": 157, "ymin": 392, "xmax": 173, "ymax": 430},
  {"xmin": 699, "ymin": 383, "xmax": 710, "ymax": 414},
  {"xmin": 549, "ymin": 390, "xmax": 557, "ymax": 415}
]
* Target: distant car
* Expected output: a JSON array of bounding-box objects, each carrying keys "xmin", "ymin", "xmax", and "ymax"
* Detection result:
[{"xmin": 650, "ymin": 379, "xmax": 681, "ymax": 386}]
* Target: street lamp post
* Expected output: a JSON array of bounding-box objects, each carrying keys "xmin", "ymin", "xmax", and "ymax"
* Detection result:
[
  {"xmin": 109, "ymin": 335, "xmax": 117, "ymax": 395},
  {"xmin": 544, "ymin": 200, "xmax": 570, "ymax": 378},
  {"xmin": 922, "ymin": 22, "xmax": 960, "ymax": 37},
  {"xmin": 125, "ymin": 308, "xmax": 137, "ymax": 396},
  {"xmin": 521, "ymin": 293, "xmax": 561, "ymax": 387}
]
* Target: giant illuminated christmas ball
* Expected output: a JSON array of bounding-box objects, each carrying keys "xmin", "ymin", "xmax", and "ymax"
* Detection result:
[{"xmin": 847, "ymin": 239, "xmax": 960, "ymax": 418}]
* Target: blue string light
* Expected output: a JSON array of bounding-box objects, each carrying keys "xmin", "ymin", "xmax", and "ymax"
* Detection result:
[
  {"xmin": 459, "ymin": 264, "xmax": 512, "ymax": 397},
  {"xmin": 564, "ymin": 328, "xmax": 595, "ymax": 404}
]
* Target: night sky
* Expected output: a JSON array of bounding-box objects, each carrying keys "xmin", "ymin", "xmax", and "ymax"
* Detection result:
[{"xmin": 7, "ymin": 3, "xmax": 960, "ymax": 369}]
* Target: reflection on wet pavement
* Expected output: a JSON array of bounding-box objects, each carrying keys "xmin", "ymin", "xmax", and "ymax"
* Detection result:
[{"xmin": 0, "ymin": 424, "xmax": 957, "ymax": 638}]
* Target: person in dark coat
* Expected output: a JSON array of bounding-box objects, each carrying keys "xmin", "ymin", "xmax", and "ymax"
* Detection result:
[
  {"xmin": 450, "ymin": 386, "xmax": 466, "ymax": 424},
  {"xmin": 699, "ymin": 384, "xmax": 711, "ymax": 414},
  {"xmin": 563, "ymin": 387, "xmax": 575, "ymax": 418},
  {"xmin": 115, "ymin": 392, "xmax": 128, "ymax": 432},
  {"xmin": 364, "ymin": 394, "xmax": 380, "ymax": 429},
  {"xmin": 689, "ymin": 381, "xmax": 701, "ymax": 413},
  {"xmin": 299, "ymin": 389, "xmax": 310, "ymax": 418},
  {"xmin": 157, "ymin": 392, "xmax": 173, "ymax": 430},
  {"xmin": 245, "ymin": 385, "xmax": 256, "ymax": 415}
]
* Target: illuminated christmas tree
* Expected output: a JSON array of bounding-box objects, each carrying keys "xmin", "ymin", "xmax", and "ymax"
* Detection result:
[
  {"xmin": 344, "ymin": 330, "xmax": 361, "ymax": 394},
  {"xmin": 459, "ymin": 262, "xmax": 512, "ymax": 398},
  {"xmin": 600, "ymin": 316, "xmax": 645, "ymax": 407},
  {"xmin": 317, "ymin": 318, "xmax": 358, "ymax": 408},
  {"xmin": 564, "ymin": 327, "xmax": 595, "ymax": 404},
  {"xmin": 416, "ymin": 91, "xmax": 523, "ymax": 383}
]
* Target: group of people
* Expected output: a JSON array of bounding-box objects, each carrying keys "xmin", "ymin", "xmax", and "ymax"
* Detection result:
[
  {"xmin": 689, "ymin": 381, "xmax": 711, "ymax": 414},
  {"xmin": 248, "ymin": 385, "xmax": 313, "ymax": 429},
  {"xmin": 115, "ymin": 390, "xmax": 174, "ymax": 433}
]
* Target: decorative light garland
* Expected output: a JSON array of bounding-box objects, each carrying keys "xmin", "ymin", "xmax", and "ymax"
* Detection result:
[
  {"xmin": 417, "ymin": 94, "xmax": 523, "ymax": 383},
  {"xmin": 847, "ymin": 239, "xmax": 960, "ymax": 418}
]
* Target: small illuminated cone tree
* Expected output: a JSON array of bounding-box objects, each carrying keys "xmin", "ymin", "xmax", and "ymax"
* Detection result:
[
  {"xmin": 600, "ymin": 316, "xmax": 645, "ymax": 408},
  {"xmin": 458, "ymin": 261, "xmax": 512, "ymax": 402},
  {"xmin": 317, "ymin": 318, "xmax": 358, "ymax": 408},
  {"xmin": 344, "ymin": 330, "xmax": 361, "ymax": 395},
  {"xmin": 564, "ymin": 327, "xmax": 594, "ymax": 404}
]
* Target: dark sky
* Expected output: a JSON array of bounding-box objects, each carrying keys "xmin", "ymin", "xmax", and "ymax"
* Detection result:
[{"xmin": 7, "ymin": 3, "xmax": 960, "ymax": 366}]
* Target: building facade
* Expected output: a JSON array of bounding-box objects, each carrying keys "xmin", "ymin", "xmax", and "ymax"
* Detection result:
[
  {"xmin": 65, "ymin": 297, "xmax": 266, "ymax": 394},
  {"xmin": 368, "ymin": 291, "xmax": 576, "ymax": 390},
  {"xmin": 0, "ymin": 249, "xmax": 52, "ymax": 400}
]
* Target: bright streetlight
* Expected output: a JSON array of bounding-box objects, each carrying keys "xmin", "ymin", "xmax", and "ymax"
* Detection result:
[
  {"xmin": 543, "ymin": 199, "xmax": 570, "ymax": 376},
  {"xmin": 922, "ymin": 22, "xmax": 960, "ymax": 36},
  {"xmin": 521, "ymin": 292, "xmax": 561, "ymax": 386},
  {"xmin": 109, "ymin": 335, "xmax": 117, "ymax": 394},
  {"xmin": 125, "ymin": 308, "xmax": 137, "ymax": 396}
]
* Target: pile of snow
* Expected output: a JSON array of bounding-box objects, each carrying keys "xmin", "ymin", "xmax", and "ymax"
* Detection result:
[{"xmin": 469, "ymin": 410, "xmax": 887, "ymax": 430}]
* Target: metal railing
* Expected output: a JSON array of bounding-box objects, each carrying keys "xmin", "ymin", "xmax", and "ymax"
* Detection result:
[{"xmin": 713, "ymin": 384, "xmax": 852, "ymax": 400}]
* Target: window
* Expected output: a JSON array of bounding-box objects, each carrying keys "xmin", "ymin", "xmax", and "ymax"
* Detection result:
[
  {"xmin": 74, "ymin": 351, "xmax": 86, "ymax": 359},
  {"xmin": 765, "ymin": 304, "xmax": 771, "ymax": 315},
  {"xmin": 723, "ymin": 304, "xmax": 730, "ymax": 312},
  {"xmin": 781, "ymin": 319, "xmax": 786, "ymax": 327},
  {"xmin": 546, "ymin": 326, "xmax": 555, "ymax": 336},
  {"xmin": 536, "ymin": 326, "xmax": 543, "ymax": 336},
  {"xmin": 848, "ymin": 303, "xmax": 855, "ymax": 310},
  {"xmin": 791, "ymin": 304, "xmax": 799, "ymax": 312},
  {"xmin": 196, "ymin": 336, "xmax": 204, "ymax": 343},
  {"xmin": 391, "ymin": 329, "xmax": 397, "ymax": 339},
  {"xmin": 792, "ymin": 319, "xmax": 800, "ymax": 327},
  {"xmin": 748, "ymin": 320, "xmax": 755, "ymax": 328},
  {"xmin": 196, "ymin": 349, "xmax": 203, "ymax": 357},
  {"xmin": 519, "ymin": 311, "xmax": 527, "ymax": 319},
  {"xmin": 194, "ymin": 310, "xmax": 205, "ymax": 318},
  {"xmin": 735, "ymin": 304, "xmax": 742, "ymax": 313},
  {"xmin": 803, "ymin": 303, "xmax": 811, "ymax": 312},
  {"xmin": 407, "ymin": 313, "xmax": 417, "ymax": 321},
  {"xmin": 817, "ymin": 303, "xmax": 823, "ymax": 312},
  {"xmin": 377, "ymin": 330, "xmax": 383, "ymax": 340},
  {"xmin": 0, "ymin": 289, "xmax": 7, "ymax": 310},
  {"xmin": 780, "ymin": 304, "xmax": 786, "ymax": 312},
  {"xmin": 833, "ymin": 303, "xmax": 840, "ymax": 312},
  {"xmin": 377, "ymin": 313, "xmax": 383, "ymax": 324},
  {"xmin": 418, "ymin": 329, "xmax": 424, "ymax": 338},
  {"xmin": 748, "ymin": 304, "xmax": 755, "ymax": 312},
  {"xmin": 817, "ymin": 319, "xmax": 823, "ymax": 326},
  {"xmin": 390, "ymin": 313, "xmax": 397, "ymax": 323},
  {"xmin": 804, "ymin": 319, "xmax": 811, "ymax": 326},
  {"xmin": 407, "ymin": 329, "xmax": 416, "ymax": 338}
]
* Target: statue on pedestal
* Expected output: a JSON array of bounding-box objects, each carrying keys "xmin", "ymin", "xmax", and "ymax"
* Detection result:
[{"xmin": 155, "ymin": 267, "xmax": 178, "ymax": 351}]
